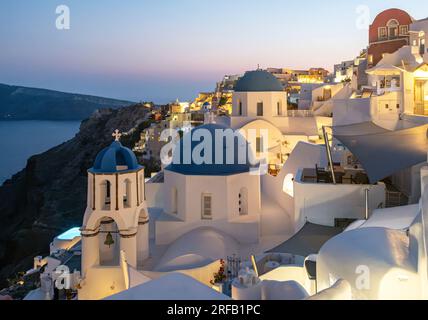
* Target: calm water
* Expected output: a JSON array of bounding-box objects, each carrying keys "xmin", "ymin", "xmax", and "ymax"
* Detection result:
[{"xmin": 0, "ymin": 121, "xmax": 81, "ymax": 184}]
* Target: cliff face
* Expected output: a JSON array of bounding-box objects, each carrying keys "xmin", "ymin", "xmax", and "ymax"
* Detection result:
[
  {"xmin": 0, "ymin": 83, "xmax": 134, "ymax": 120},
  {"xmin": 0, "ymin": 104, "xmax": 150, "ymax": 287}
]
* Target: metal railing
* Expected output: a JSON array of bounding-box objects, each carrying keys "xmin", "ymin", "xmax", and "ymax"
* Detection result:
[
  {"xmin": 226, "ymin": 255, "xmax": 241, "ymax": 281},
  {"xmin": 286, "ymin": 110, "xmax": 314, "ymax": 117},
  {"xmin": 385, "ymin": 190, "xmax": 405, "ymax": 208}
]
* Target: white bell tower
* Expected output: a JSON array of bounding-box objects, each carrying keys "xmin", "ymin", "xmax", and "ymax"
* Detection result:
[{"xmin": 80, "ymin": 130, "xmax": 149, "ymax": 281}]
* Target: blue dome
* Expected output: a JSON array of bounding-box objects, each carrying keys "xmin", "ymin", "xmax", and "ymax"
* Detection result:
[
  {"xmin": 166, "ymin": 124, "xmax": 258, "ymax": 176},
  {"xmin": 90, "ymin": 141, "xmax": 141, "ymax": 173},
  {"xmin": 235, "ymin": 70, "xmax": 283, "ymax": 92}
]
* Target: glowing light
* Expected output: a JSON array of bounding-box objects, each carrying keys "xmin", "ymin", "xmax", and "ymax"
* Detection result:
[
  {"xmin": 414, "ymin": 70, "xmax": 428, "ymax": 78},
  {"xmin": 283, "ymin": 174, "xmax": 294, "ymax": 197},
  {"xmin": 57, "ymin": 227, "xmax": 81, "ymax": 240}
]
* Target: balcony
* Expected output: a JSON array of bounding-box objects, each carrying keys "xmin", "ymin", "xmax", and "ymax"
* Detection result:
[
  {"xmin": 286, "ymin": 110, "xmax": 314, "ymax": 117},
  {"xmin": 300, "ymin": 165, "xmax": 369, "ymax": 185}
]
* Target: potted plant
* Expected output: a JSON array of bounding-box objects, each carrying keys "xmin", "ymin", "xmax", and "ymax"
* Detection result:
[{"xmin": 210, "ymin": 259, "xmax": 227, "ymax": 293}]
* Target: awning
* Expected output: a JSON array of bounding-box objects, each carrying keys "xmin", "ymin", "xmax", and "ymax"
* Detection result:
[
  {"xmin": 333, "ymin": 121, "xmax": 389, "ymax": 136},
  {"xmin": 366, "ymin": 64, "xmax": 406, "ymax": 76},
  {"xmin": 266, "ymin": 222, "xmax": 342, "ymax": 257},
  {"xmin": 334, "ymin": 122, "xmax": 428, "ymax": 183}
]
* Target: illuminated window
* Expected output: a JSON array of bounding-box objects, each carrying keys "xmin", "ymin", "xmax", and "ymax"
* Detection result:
[
  {"xmin": 387, "ymin": 19, "xmax": 399, "ymax": 38},
  {"xmin": 378, "ymin": 27, "xmax": 387, "ymax": 40}
]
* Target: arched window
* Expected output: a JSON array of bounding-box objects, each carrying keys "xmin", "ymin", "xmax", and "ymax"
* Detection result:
[
  {"xmin": 239, "ymin": 187, "xmax": 248, "ymax": 215},
  {"xmin": 171, "ymin": 187, "xmax": 178, "ymax": 214},
  {"xmin": 387, "ymin": 19, "xmax": 399, "ymax": 38},
  {"xmin": 123, "ymin": 179, "xmax": 132, "ymax": 208},
  {"xmin": 101, "ymin": 180, "xmax": 111, "ymax": 210},
  {"xmin": 238, "ymin": 100, "xmax": 243, "ymax": 116},
  {"xmin": 257, "ymin": 102, "xmax": 264, "ymax": 116},
  {"xmin": 139, "ymin": 174, "xmax": 145, "ymax": 202},
  {"xmin": 99, "ymin": 218, "xmax": 120, "ymax": 266},
  {"xmin": 277, "ymin": 101, "xmax": 282, "ymax": 116}
]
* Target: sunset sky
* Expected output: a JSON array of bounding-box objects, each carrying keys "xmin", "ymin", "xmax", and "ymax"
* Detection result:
[{"xmin": 1, "ymin": 0, "xmax": 427, "ymax": 103}]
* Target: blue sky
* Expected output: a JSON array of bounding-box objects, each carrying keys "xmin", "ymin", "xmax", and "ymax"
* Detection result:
[{"xmin": 0, "ymin": 0, "xmax": 427, "ymax": 103}]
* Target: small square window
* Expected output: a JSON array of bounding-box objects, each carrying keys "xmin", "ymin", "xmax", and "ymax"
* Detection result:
[
  {"xmin": 399, "ymin": 25, "xmax": 408, "ymax": 35},
  {"xmin": 201, "ymin": 194, "xmax": 212, "ymax": 220},
  {"xmin": 378, "ymin": 27, "xmax": 387, "ymax": 39}
]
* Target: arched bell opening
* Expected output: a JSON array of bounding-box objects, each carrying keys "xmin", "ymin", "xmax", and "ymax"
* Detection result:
[{"xmin": 98, "ymin": 218, "xmax": 121, "ymax": 266}]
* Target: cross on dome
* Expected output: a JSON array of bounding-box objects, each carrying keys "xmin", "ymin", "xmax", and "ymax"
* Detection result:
[{"xmin": 112, "ymin": 129, "xmax": 122, "ymax": 141}]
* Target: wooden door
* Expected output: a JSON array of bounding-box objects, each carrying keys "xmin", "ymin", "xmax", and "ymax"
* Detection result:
[{"xmin": 415, "ymin": 80, "xmax": 425, "ymax": 115}]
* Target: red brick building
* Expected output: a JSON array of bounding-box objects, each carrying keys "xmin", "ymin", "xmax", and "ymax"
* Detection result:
[{"xmin": 368, "ymin": 8, "xmax": 414, "ymax": 67}]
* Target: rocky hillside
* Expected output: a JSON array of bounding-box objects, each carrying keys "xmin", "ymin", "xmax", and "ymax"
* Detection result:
[
  {"xmin": 0, "ymin": 103, "xmax": 151, "ymax": 288},
  {"xmin": 0, "ymin": 83, "xmax": 134, "ymax": 120}
]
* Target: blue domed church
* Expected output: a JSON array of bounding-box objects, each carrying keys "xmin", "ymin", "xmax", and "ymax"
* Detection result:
[
  {"xmin": 79, "ymin": 131, "xmax": 149, "ymax": 299},
  {"xmin": 155, "ymin": 123, "xmax": 262, "ymax": 245}
]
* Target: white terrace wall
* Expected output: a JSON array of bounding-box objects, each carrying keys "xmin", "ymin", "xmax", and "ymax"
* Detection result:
[
  {"xmin": 145, "ymin": 181, "xmax": 165, "ymax": 209},
  {"xmin": 293, "ymin": 171, "xmax": 386, "ymax": 230},
  {"xmin": 261, "ymin": 142, "xmax": 328, "ymax": 230},
  {"xmin": 333, "ymin": 92, "xmax": 402, "ymax": 127}
]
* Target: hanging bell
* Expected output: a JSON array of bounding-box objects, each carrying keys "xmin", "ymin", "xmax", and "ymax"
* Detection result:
[{"xmin": 104, "ymin": 232, "xmax": 114, "ymax": 248}]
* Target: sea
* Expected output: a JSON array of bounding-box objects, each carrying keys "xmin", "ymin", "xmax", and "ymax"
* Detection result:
[{"xmin": 0, "ymin": 121, "xmax": 81, "ymax": 185}]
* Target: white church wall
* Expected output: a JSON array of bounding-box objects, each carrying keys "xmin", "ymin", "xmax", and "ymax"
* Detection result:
[
  {"xmin": 333, "ymin": 97, "xmax": 372, "ymax": 126},
  {"xmin": 232, "ymin": 92, "xmax": 287, "ymax": 118},
  {"xmin": 155, "ymin": 218, "xmax": 259, "ymax": 245},
  {"xmin": 226, "ymin": 173, "xmax": 261, "ymax": 220},
  {"xmin": 158, "ymin": 171, "xmax": 260, "ymax": 245},
  {"xmin": 78, "ymin": 266, "xmax": 126, "ymax": 300},
  {"xmin": 164, "ymin": 170, "xmax": 188, "ymax": 219},
  {"xmin": 238, "ymin": 119, "xmax": 285, "ymax": 165},
  {"xmin": 185, "ymin": 174, "xmax": 228, "ymax": 221},
  {"xmin": 231, "ymin": 116, "xmax": 319, "ymax": 136},
  {"xmin": 145, "ymin": 181, "xmax": 165, "ymax": 208}
]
